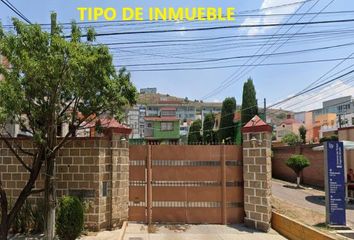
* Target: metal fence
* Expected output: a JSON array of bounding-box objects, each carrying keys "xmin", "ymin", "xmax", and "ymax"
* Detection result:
[{"xmin": 129, "ymin": 144, "xmax": 244, "ymax": 224}]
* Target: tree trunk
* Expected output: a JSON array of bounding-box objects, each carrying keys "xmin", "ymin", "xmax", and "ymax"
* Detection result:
[
  {"xmin": 44, "ymin": 13, "xmax": 58, "ymax": 240},
  {"xmin": 296, "ymin": 176, "xmax": 301, "ymax": 188},
  {"xmin": 44, "ymin": 128, "xmax": 57, "ymax": 240},
  {"xmin": 44, "ymin": 156, "xmax": 56, "ymax": 240},
  {"xmin": 0, "ymin": 193, "xmax": 8, "ymax": 240},
  {"xmin": 0, "ymin": 224, "xmax": 8, "ymax": 240}
]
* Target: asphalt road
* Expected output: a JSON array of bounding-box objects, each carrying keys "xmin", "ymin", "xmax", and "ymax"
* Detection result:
[{"xmin": 272, "ymin": 179, "xmax": 354, "ymax": 227}]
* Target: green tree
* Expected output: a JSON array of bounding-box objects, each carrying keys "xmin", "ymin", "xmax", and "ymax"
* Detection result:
[
  {"xmin": 218, "ymin": 97, "xmax": 236, "ymax": 143},
  {"xmin": 286, "ymin": 155, "xmax": 310, "ymax": 188},
  {"xmin": 298, "ymin": 125, "xmax": 307, "ymax": 144},
  {"xmin": 0, "ymin": 15, "xmax": 136, "ymax": 240},
  {"xmin": 188, "ymin": 119, "xmax": 202, "ymax": 144},
  {"xmin": 282, "ymin": 133, "xmax": 301, "ymax": 146},
  {"xmin": 241, "ymin": 78, "xmax": 258, "ymax": 126},
  {"xmin": 203, "ymin": 113, "xmax": 215, "ymax": 143}
]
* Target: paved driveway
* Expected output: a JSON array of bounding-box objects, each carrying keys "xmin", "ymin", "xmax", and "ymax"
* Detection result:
[
  {"xmin": 272, "ymin": 179, "xmax": 354, "ymax": 227},
  {"xmin": 123, "ymin": 223, "xmax": 287, "ymax": 240}
]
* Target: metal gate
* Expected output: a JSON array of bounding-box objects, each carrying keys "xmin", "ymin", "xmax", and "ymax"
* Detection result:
[{"xmin": 129, "ymin": 144, "xmax": 244, "ymax": 224}]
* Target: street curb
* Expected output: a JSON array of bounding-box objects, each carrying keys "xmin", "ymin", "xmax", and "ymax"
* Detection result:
[
  {"xmin": 119, "ymin": 221, "xmax": 128, "ymax": 240},
  {"xmin": 272, "ymin": 211, "xmax": 337, "ymax": 240}
]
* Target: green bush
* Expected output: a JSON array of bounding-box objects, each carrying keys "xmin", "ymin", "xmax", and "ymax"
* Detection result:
[
  {"xmin": 319, "ymin": 135, "xmax": 338, "ymax": 143},
  {"xmin": 56, "ymin": 196, "xmax": 84, "ymax": 240},
  {"xmin": 11, "ymin": 200, "xmax": 34, "ymax": 234},
  {"xmin": 286, "ymin": 155, "xmax": 310, "ymax": 187},
  {"xmin": 281, "ymin": 132, "xmax": 301, "ymax": 146}
]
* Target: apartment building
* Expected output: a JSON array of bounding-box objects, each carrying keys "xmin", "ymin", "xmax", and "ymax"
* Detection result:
[{"xmin": 144, "ymin": 108, "xmax": 180, "ymax": 144}]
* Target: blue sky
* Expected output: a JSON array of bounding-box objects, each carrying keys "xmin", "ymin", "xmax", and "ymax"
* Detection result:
[{"xmin": 1, "ymin": 0, "xmax": 354, "ymax": 111}]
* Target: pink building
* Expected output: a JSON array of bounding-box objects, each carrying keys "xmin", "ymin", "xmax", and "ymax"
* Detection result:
[{"xmin": 275, "ymin": 115, "xmax": 302, "ymax": 142}]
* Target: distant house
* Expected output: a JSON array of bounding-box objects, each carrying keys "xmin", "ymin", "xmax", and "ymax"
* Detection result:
[
  {"xmin": 274, "ymin": 115, "xmax": 302, "ymax": 142},
  {"xmin": 144, "ymin": 108, "xmax": 180, "ymax": 144},
  {"xmin": 83, "ymin": 117, "xmax": 132, "ymax": 137},
  {"xmin": 313, "ymin": 113, "xmax": 337, "ymax": 141}
]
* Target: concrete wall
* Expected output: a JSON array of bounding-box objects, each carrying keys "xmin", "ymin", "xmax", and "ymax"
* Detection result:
[
  {"xmin": 272, "ymin": 212, "xmax": 337, "ymax": 240},
  {"xmin": 0, "ymin": 132, "xmax": 129, "ymax": 231}
]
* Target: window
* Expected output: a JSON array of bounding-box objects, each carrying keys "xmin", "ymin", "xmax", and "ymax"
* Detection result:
[
  {"xmin": 102, "ymin": 182, "xmax": 108, "ymax": 197},
  {"xmin": 161, "ymin": 122, "xmax": 173, "ymax": 131}
]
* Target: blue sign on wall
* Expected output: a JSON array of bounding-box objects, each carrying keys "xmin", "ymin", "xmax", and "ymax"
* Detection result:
[{"xmin": 324, "ymin": 141, "xmax": 346, "ymax": 226}]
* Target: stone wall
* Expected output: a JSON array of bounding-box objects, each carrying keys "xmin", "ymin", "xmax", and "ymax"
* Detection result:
[
  {"xmin": 243, "ymin": 131, "xmax": 272, "ymax": 232},
  {"xmin": 0, "ymin": 131, "xmax": 129, "ymax": 231},
  {"xmin": 242, "ymin": 116, "xmax": 273, "ymax": 233}
]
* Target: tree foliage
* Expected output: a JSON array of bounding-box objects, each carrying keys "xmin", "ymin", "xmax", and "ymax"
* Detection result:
[
  {"xmin": 218, "ymin": 97, "xmax": 236, "ymax": 143},
  {"xmin": 203, "ymin": 113, "xmax": 215, "ymax": 143},
  {"xmin": 188, "ymin": 119, "xmax": 202, "ymax": 144},
  {"xmin": 298, "ymin": 125, "xmax": 307, "ymax": 144},
  {"xmin": 0, "ymin": 15, "xmax": 136, "ymax": 239},
  {"xmin": 319, "ymin": 135, "xmax": 338, "ymax": 143},
  {"xmin": 241, "ymin": 78, "xmax": 258, "ymax": 125},
  {"xmin": 282, "ymin": 133, "xmax": 301, "ymax": 146},
  {"xmin": 286, "ymin": 155, "xmax": 310, "ymax": 177}
]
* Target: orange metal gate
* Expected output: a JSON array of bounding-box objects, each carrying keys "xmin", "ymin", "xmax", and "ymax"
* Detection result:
[{"xmin": 129, "ymin": 145, "xmax": 244, "ymax": 224}]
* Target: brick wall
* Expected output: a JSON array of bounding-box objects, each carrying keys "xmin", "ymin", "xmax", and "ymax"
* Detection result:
[
  {"xmin": 0, "ymin": 132, "xmax": 129, "ymax": 231},
  {"xmin": 272, "ymin": 144, "xmax": 324, "ymax": 187}
]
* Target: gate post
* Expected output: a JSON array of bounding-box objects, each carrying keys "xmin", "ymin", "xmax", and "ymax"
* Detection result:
[
  {"xmin": 221, "ymin": 144, "xmax": 227, "ymax": 224},
  {"xmin": 146, "ymin": 145, "xmax": 152, "ymax": 225},
  {"xmin": 242, "ymin": 115, "xmax": 272, "ymax": 232}
]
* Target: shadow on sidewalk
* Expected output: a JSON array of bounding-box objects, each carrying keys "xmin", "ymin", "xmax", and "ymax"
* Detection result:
[{"xmin": 305, "ymin": 195, "xmax": 354, "ymax": 210}]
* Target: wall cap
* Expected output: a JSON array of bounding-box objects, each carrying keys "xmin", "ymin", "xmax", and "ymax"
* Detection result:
[{"xmin": 242, "ymin": 115, "xmax": 272, "ymax": 133}]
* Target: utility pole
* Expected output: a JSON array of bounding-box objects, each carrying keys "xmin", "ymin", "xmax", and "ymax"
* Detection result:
[
  {"xmin": 338, "ymin": 114, "xmax": 342, "ymax": 128},
  {"xmin": 44, "ymin": 12, "xmax": 57, "ymax": 240},
  {"xmin": 263, "ymin": 98, "xmax": 267, "ymax": 122}
]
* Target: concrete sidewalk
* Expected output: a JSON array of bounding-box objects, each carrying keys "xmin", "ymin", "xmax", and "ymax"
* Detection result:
[
  {"xmin": 79, "ymin": 229, "xmax": 124, "ymax": 240},
  {"xmin": 123, "ymin": 223, "xmax": 287, "ymax": 240}
]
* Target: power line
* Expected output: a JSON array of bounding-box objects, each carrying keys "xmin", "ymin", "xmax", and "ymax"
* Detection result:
[
  {"xmin": 0, "ymin": 0, "xmax": 31, "ymax": 24},
  {"xmin": 118, "ymin": 42, "xmax": 354, "ymax": 67},
  {"xmin": 269, "ymin": 69, "xmax": 354, "ymax": 108},
  {"xmin": 64, "ymin": 18, "xmax": 354, "ymax": 38},
  {"xmin": 2, "ymin": 0, "xmax": 317, "ymax": 27},
  {"xmin": 271, "ymin": 63, "xmax": 354, "ymax": 110},
  {"xmin": 113, "ymin": 30, "xmax": 354, "ymax": 62},
  {"xmin": 123, "ymin": 57, "xmax": 354, "ymax": 72},
  {"xmin": 201, "ymin": 0, "xmax": 335, "ymax": 100},
  {"xmin": 200, "ymin": 0, "xmax": 319, "ymax": 100},
  {"xmin": 99, "ymin": 28, "xmax": 354, "ymax": 47}
]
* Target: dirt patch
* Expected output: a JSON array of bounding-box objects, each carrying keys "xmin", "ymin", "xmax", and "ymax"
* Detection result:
[
  {"xmin": 272, "ymin": 197, "xmax": 347, "ymax": 239},
  {"xmin": 164, "ymin": 224, "xmax": 190, "ymax": 233},
  {"xmin": 147, "ymin": 224, "xmax": 159, "ymax": 233},
  {"xmin": 272, "ymin": 196, "xmax": 324, "ymax": 226}
]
